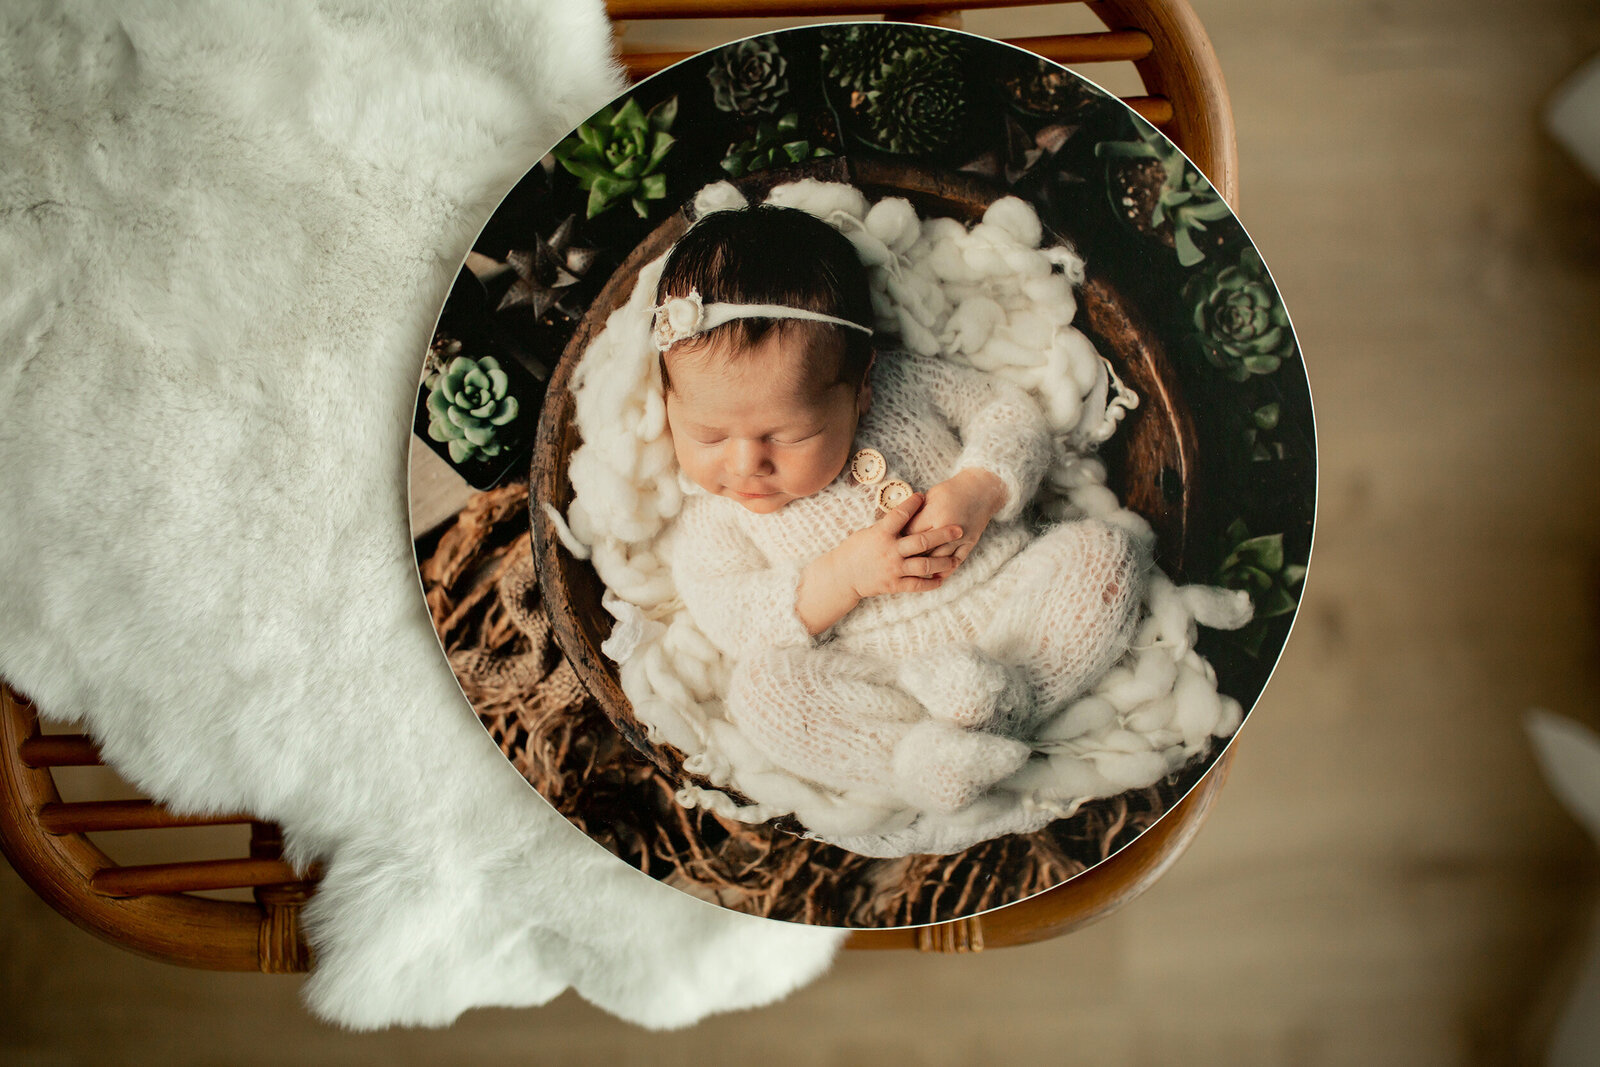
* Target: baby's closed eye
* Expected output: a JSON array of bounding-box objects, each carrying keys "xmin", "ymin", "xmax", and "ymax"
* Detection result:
[{"xmin": 771, "ymin": 431, "xmax": 820, "ymax": 445}]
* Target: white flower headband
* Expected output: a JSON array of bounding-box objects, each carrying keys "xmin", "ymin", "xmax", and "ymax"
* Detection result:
[{"xmin": 651, "ymin": 288, "xmax": 873, "ymax": 353}]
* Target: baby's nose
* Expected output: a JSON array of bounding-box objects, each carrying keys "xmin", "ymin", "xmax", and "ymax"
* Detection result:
[{"xmin": 728, "ymin": 439, "xmax": 772, "ymax": 475}]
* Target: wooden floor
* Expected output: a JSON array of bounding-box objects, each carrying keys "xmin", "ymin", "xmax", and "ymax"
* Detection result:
[{"xmin": 5, "ymin": 1, "xmax": 1600, "ymax": 1062}]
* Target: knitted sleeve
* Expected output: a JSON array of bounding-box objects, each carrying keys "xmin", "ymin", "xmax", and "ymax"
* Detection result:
[
  {"xmin": 905, "ymin": 352, "xmax": 1053, "ymax": 522},
  {"xmin": 669, "ymin": 501, "xmax": 815, "ymax": 659}
]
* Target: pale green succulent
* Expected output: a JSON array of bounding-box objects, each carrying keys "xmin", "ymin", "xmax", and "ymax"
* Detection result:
[
  {"xmin": 1214, "ymin": 519, "xmax": 1307, "ymax": 656},
  {"xmin": 425, "ymin": 355, "xmax": 519, "ymax": 464},
  {"xmin": 1183, "ymin": 247, "xmax": 1295, "ymax": 380},
  {"xmin": 1244, "ymin": 402, "xmax": 1285, "ymax": 461}
]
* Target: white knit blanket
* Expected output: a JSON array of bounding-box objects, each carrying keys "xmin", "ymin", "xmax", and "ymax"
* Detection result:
[
  {"xmin": 0, "ymin": 0, "xmax": 843, "ymax": 1029},
  {"xmin": 560, "ymin": 181, "xmax": 1254, "ymax": 858}
]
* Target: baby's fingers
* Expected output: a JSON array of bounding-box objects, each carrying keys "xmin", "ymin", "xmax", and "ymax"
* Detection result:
[
  {"xmin": 896, "ymin": 524, "xmax": 962, "ymax": 558},
  {"xmin": 900, "ymin": 553, "xmax": 957, "ymax": 578},
  {"xmin": 876, "ymin": 492, "xmax": 926, "ymax": 535}
]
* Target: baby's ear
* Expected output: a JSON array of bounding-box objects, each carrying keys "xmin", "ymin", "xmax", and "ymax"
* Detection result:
[{"xmin": 856, "ymin": 352, "xmax": 876, "ymax": 416}]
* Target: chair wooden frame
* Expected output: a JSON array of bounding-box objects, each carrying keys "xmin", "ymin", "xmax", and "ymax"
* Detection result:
[
  {"xmin": 0, "ymin": 0, "xmax": 1238, "ymax": 970},
  {"xmin": 0, "ymin": 684, "xmax": 312, "ymax": 972}
]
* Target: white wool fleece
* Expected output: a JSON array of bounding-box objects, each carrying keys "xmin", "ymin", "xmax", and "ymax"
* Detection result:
[{"xmin": 0, "ymin": 0, "xmax": 843, "ymax": 1030}]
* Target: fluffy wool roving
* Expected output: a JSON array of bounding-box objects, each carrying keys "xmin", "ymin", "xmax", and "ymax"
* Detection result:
[
  {"xmin": 0, "ymin": 0, "xmax": 845, "ymax": 1030},
  {"xmin": 560, "ymin": 181, "xmax": 1254, "ymax": 858}
]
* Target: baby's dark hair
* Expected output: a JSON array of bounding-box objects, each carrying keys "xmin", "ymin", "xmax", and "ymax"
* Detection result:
[{"xmin": 655, "ymin": 205, "xmax": 874, "ymax": 393}]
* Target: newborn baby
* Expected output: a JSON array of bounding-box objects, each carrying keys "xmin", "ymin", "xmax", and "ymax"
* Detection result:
[{"xmin": 660, "ymin": 205, "xmax": 1147, "ymax": 816}]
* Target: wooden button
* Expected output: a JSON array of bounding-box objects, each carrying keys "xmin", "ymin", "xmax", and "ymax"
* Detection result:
[
  {"xmin": 876, "ymin": 479, "xmax": 913, "ymax": 511},
  {"xmin": 850, "ymin": 448, "xmax": 886, "ymax": 486}
]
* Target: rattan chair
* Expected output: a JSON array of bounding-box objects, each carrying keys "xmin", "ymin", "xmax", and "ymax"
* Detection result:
[{"xmin": 0, "ymin": 0, "xmax": 1238, "ymax": 970}]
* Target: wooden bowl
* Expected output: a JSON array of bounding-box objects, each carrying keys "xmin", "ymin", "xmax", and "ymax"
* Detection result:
[{"xmin": 533, "ymin": 157, "xmax": 1199, "ymax": 790}]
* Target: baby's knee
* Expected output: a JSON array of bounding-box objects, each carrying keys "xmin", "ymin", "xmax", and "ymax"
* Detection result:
[
  {"xmin": 1046, "ymin": 519, "xmax": 1148, "ymax": 610},
  {"xmin": 1092, "ymin": 521, "xmax": 1147, "ymax": 608}
]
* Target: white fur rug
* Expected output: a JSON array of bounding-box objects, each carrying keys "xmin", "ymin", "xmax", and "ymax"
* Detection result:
[{"xmin": 0, "ymin": 0, "xmax": 843, "ymax": 1030}]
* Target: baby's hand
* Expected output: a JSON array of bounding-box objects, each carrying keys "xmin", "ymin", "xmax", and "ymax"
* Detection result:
[
  {"xmin": 795, "ymin": 494, "xmax": 961, "ymax": 634},
  {"xmin": 904, "ymin": 468, "xmax": 1008, "ymax": 564},
  {"xmin": 839, "ymin": 492, "xmax": 964, "ymax": 599}
]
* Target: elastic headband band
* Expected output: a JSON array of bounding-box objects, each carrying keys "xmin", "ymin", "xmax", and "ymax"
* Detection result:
[{"xmin": 651, "ymin": 288, "xmax": 872, "ymax": 353}]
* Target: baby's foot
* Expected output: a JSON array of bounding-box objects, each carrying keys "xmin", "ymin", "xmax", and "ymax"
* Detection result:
[
  {"xmin": 897, "ymin": 645, "xmax": 1034, "ymax": 732},
  {"xmin": 891, "ymin": 721, "xmax": 1031, "ymax": 815}
]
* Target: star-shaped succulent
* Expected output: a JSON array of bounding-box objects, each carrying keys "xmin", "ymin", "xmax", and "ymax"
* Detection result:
[
  {"xmin": 961, "ymin": 113, "xmax": 1079, "ymax": 187},
  {"xmin": 495, "ymin": 215, "xmax": 597, "ymax": 319}
]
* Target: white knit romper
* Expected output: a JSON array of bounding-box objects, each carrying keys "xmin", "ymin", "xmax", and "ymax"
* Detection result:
[{"xmin": 667, "ymin": 352, "xmax": 1147, "ymax": 814}]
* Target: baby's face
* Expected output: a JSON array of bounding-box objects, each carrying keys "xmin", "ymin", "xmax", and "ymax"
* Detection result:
[{"xmin": 663, "ymin": 329, "xmax": 867, "ymax": 514}]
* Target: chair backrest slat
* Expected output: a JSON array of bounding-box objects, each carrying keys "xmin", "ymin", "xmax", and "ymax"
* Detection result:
[
  {"xmin": 90, "ymin": 857, "xmax": 307, "ymax": 898},
  {"xmin": 38, "ymin": 799, "xmax": 255, "ymax": 834},
  {"xmin": 19, "ymin": 734, "xmax": 102, "ymax": 767}
]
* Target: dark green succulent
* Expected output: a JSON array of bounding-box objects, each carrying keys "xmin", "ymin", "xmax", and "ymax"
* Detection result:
[
  {"xmin": 820, "ymin": 24, "xmax": 965, "ymax": 95},
  {"xmin": 552, "ymin": 96, "xmax": 677, "ymax": 219},
  {"xmin": 708, "ymin": 36, "xmax": 789, "ymax": 116},
  {"xmin": 857, "ymin": 46, "xmax": 967, "ymax": 155},
  {"xmin": 1183, "ymin": 247, "xmax": 1296, "ymax": 380},
  {"xmin": 425, "ymin": 356, "xmax": 520, "ymax": 464},
  {"xmin": 1214, "ymin": 519, "xmax": 1307, "ymax": 656},
  {"xmin": 1097, "ymin": 127, "xmax": 1231, "ymax": 266},
  {"xmin": 720, "ymin": 112, "xmax": 834, "ymax": 177}
]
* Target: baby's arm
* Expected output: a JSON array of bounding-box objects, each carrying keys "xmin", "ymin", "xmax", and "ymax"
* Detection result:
[{"xmin": 900, "ymin": 353, "xmax": 1054, "ymax": 558}]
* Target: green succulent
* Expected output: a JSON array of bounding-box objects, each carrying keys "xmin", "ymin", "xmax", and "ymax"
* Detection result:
[
  {"xmin": 708, "ymin": 36, "xmax": 789, "ymax": 116},
  {"xmin": 1183, "ymin": 247, "xmax": 1296, "ymax": 380},
  {"xmin": 425, "ymin": 356, "xmax": 520, "ymax": 464},
  {"xmin": 857, "ymin": 46, "xmax": 967, "ymax": 155},
  {"xmin": 820, "ymin": 24, "xmax": 965, "ymax": 95},
  {"xmin": 1214, "ymin": 519, "xmax": 1307, "ymax": 656},
  {"xmin": 1244, "ymin": 402, "xmax": 1285, "ymax": 461},
  {"xmin": 720, "ymin": 112, "xmax": 834, "ymax": 177},
  {"xmin": 552, "ymin": 96, "xmax": 677, "ymax": 219},
  {"xmin": 1097, "ymin": 127, "xmax": 1232, "ymax": 266}
]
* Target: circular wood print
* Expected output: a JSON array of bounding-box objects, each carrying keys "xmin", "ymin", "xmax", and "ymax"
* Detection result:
[{"xmin": 410, "ymin": 25, "xmax": 1314, "ymax": 929}]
